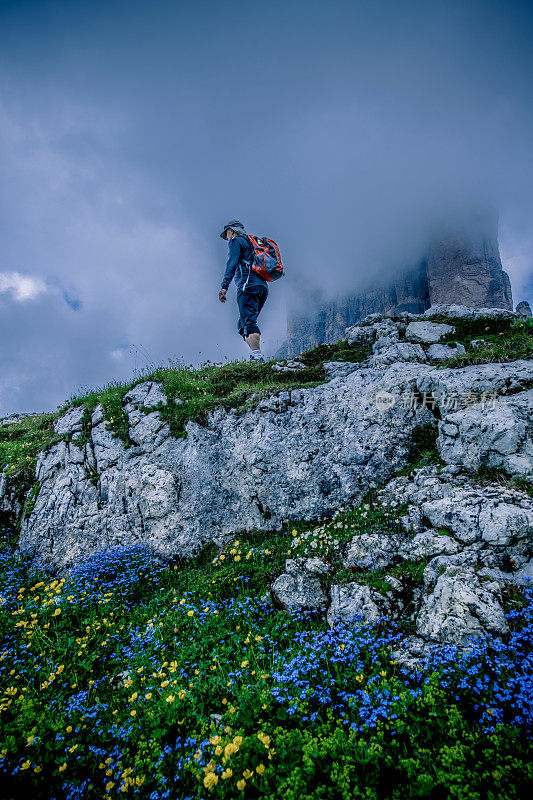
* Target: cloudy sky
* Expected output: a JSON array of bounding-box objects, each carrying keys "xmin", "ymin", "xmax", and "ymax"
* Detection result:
[{"xmin": 1, "ymin": 0, "xmax": 532, "ymax": 416}]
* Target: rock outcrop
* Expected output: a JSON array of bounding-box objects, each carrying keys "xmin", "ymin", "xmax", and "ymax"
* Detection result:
[
  {"xmin": 425, "ymin": 209, "xmax": 513, "ymax": 310},
  {"xmin": 275, "ymin": 464, "xmax": 533, "ymax": 647},
  {"xmin": 17, "ymin": 362, "xmax": 439, "ymax": 570},
  {"xmin": 516, "ymin": 300, "xmax": 532, "ymax": 319}
]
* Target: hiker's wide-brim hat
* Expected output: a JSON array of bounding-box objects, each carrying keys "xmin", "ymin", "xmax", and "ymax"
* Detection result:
[{"xmin": 219, "ymin": 220, "xmax": 247, "ymax": 239}]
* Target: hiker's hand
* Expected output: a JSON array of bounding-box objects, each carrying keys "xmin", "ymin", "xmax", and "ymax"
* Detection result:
[{"xmin": 219, "ymin": 289, "xmax": 227, "ymax": 303}]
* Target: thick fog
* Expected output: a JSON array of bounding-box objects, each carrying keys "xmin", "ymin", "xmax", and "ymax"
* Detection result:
[{"xmin": 1, "ymin": 0, "xmax": 532, "ymax": 414}]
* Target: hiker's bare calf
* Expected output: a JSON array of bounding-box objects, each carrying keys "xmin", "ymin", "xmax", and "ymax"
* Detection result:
[{"xmin": 244, "ymin": 332, "xmax": 260, "ymax": 351}]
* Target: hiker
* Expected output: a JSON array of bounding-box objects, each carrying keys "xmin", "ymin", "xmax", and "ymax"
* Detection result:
[{"xmin": 218, "ymin": 220, "xmax": 269, "ymax": 363}]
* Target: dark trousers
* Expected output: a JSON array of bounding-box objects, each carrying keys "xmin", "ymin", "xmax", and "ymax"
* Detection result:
[{"xmin": 236, "ymin": 285, "xmax": 268, "ymax": 339}]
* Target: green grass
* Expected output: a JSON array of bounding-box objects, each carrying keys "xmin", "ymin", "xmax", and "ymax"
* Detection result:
[
  {"xmin": 469, "ymin": 465, "xmax": 533, "ymax": 497},
  {"xmin": 425, "ymin": 314, "xmax": 533, "ymax": 367},
  {"xmin": 0, "ymin": 414, "xmax": 58, "ymax": 483}
]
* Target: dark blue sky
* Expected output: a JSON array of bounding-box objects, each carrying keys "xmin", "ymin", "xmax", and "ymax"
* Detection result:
[{"xmin": 1, "ymin": 0, "xmax": 532, "ymax": 414}]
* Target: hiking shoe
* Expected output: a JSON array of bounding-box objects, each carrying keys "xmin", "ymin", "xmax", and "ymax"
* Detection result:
[{"xmin": 249, "ymin": 353, "xmax": 265, "ymax": 363}]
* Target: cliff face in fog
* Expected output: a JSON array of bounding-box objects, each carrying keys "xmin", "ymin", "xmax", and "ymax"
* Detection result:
[{"xmin": 284, "ymin": 209, "xmax": 513, "ymax": 357}]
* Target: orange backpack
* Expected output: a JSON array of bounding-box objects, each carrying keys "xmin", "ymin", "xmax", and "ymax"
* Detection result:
[{"xmin": 244, "ymin": 235, "xmax": 285, "ymax": 282}]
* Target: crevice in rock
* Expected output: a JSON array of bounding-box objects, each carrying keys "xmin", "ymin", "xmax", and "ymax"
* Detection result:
[{"xmin": 411, "ymin": 387, "xmax": 441, "ymax": 420}]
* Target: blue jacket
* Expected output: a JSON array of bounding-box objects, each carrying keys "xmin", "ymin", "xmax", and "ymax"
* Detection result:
[{"xmin": 220, "ymin": 235, "xmax": 268, "ymax": 293}]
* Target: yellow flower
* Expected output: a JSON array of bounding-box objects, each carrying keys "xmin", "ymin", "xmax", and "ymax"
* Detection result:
[
  {"xmin": 166, "ymin": 695, "xmax": 175, "ymax": 703},
  {"xmin": 178, "ymin": 689, "xmax": 186, "ymax": 700},
  {"xmin": 210, "ymin": 735, "xmax": 222, "ymax": 746},
  {"xmin": 145, "ymin": 693, "xmax": 152, "ymax": 700},
  {"xmin": 161, "ymin": 680, "xmax": 169, "ymax": 688},
  {"xmin": 237, "ymin": 779, "xmax": 246, "ymax": 790},
  {"xmin": 256, "ymin": 763, "xmax": 266, "ymax": 775},
  {"xmin": 59, "ymin": 763, "xmax": 67, "ymax": 772},
  {"xmin": 224, "ymin": 743, "xmax": 239, "ymax": 759},
  {"xmin": 229, "ymin": 705, "xmax": 237, "ymax": 714},
  {"xmin": 221, "ymin": 768, "xmax": 233, "ymax": 779},
  {"xmin": 34, "ymin": 766, "xmax": 42, "ymax": 773},
  {"xmin": 187, "ymin": 610, "xmax": 194, "ymax": 617},
  {"xmin": 203, "ymin": 772, "xmax": 218, "ymax": 790},
  {"xmin": 257, "ymin": 732, "xmax": 271, "ymax": 748},
  {"xmin": 130, "ymin": 710, "xmax": 137, "ymax": 716},
  {"xmin": 21, "ymin": 760, "xmax": 31, "ymax": 771},
  {"xmin": 241, "ymin": 660, "xmax": 249, "ymax": 668},
  {"xmin": 243, "ymin": 769, "xmax": 253, "ymax": 779},
  {"xmin": 27, "ymin": 735, "xmax": 35, "ymax": 745},
  {"xmin": 52, "ymin": 608, "xmax": 61, "ymax": 617}
]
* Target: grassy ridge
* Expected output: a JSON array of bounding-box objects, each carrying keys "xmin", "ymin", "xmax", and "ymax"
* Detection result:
[{"xmin": 0, "ymin": 341, "xmax": 372, "ymax": 481}]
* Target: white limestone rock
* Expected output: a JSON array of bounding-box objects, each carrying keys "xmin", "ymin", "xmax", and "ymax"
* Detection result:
[
  {"xmin": 271, "ymin": 559, "xmax": 328, "ymax": 610},
  {"xmin": 405, "ymin": 321, "xmax": 455, "ymax": 344},
  {"xmin": 19, "ymin": 365, "xmax": 436, "ymax": 569},
  {"xmin": 327, "ymin": 582, "xmax": 389, "ymax": 627},
  {"xmin": 437, "ymin": 390, "xmax": 533, "ymax": 479},
  {"xmin": 416, "ymin": 566, "xmax": 509, "ymax": 644},
  {"xmin": 426, "ymin": 343, "xmax": 466, "ymax": 361},
  {"xmin": 421, "ymin": 304, "xmax": 517, "ymax": 321},
  {"xmin": 370, "ymin": 342, "xmax": 427, "ymax": 367}
]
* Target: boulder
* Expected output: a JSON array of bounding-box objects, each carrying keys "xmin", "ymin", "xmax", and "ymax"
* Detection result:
[
  {"xmin": 327, "ymin": 582, "xmax": 389, "ymax": 627},
  {"xmin": 54, "ymin": 406, "xmax": 85, "ymax": 436},
  {"xmin": 426, "ymin": 343, "xmax": 466, "ymax": 361},
  {"xmin": 437, "ymin": 390, "xmax": 533, "ymax": 479},
  {"xmin": 405, "ymin": 321, "xmax": 455, "ymax": 344},
  {"xmin": 421, "ymin": 490, "xmax": 533, "ymax": 551},
  {"xmin": 416, "ymin": 361, "xmax": 533, "ymax": 415},
  {"xmin": 271, "ymin": 559, "xmax": 328, "ymax": 610},
  {"xmin": 516, "ymin": 301, "xmax": 532, "ymax": 319},
  {"xmin": 323, "ymin": 361, "xmax": 362, "ymax": 379},
  {"xmin": 370, "ymin": 342, "xmax": 427, "ymax": 367},
  {"xmin": 343, "ymin": 533, "xmax": 401, "ymax": 570},
  {"xmin": 344, "ymin": 325, "xmax": 375, "ymax": 345},
  {"xmin": 416, "ymin": 566, "xmax": 509, "ymax": 644}
]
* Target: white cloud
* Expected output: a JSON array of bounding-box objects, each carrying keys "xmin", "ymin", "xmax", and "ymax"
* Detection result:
[{"xmin": 0, "ymin": 271, "xmax": 48, "ymax": 301}]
